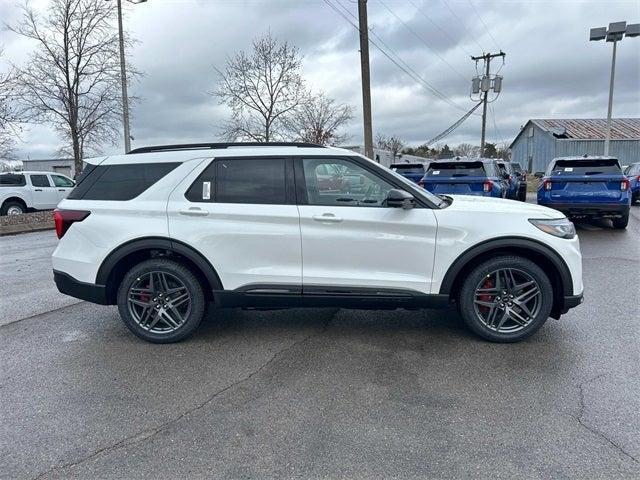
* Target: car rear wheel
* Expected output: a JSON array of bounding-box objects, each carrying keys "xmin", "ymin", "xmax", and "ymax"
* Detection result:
[
  {"xmin": 117, "ymin": 259, "xmax": 206, "ymax": 343},
  {"xmin": 612, "ymin": 211, "xmax": 629, "ymax": 229},
  {"xmin": 458, "ymin": 256, "xmax": 553, "ymax": 342}
]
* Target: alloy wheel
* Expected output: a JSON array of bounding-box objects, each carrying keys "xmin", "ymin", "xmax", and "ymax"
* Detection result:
[
  {"xmin": 7, "ymin": 206, "xmax": 23, "ymax": 215},
  {"xmin": 127, "ymin": 271, "xmax": 191, "ymax": 334},
  {"xmin": 473, "ymin": 268, "xmax": 542, "ymax": 333}
]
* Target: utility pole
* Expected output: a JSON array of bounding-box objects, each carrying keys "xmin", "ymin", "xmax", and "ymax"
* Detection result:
[
  {"xmin": 115, "ymin": 0, "xmax": 147, "ymax": 154},
  {"xmin": 471, "ymin": 51, "xmax": 505, "ymax": 157},
  {"xmin": 358, "ymin": 0, "xmax": 374, "ymax": 160}
]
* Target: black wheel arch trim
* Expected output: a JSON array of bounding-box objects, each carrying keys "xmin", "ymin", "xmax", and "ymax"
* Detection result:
[
  {"xmin": 95, "ymin": 237, "xmax": 224, "ymax": 295},
  {"xmin": 439, "ymin": 236, "xmax": 574, "ymax": 297}
]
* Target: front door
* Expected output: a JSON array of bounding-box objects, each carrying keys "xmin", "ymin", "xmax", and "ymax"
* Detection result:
[
  {"xmin": 167, "ymin": 157, "xmax": 302, "ymax": 292},
  {"xmin": 296, "ymin": 157, "xmax": 438, "ymax": 295},
  {"xmin": 51, "ymin": 174, "xmax": 75, "ymax": 202},
  {"xmin": 29, "ymin": 174, "xmax": 59, "ymax": 209}
]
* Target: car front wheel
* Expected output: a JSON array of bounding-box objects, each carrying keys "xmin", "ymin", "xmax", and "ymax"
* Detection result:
[
  {"xmin": 458, "ymin": 256, "xmax": 553, "ymax": 342},
  {"xmin": 117, "ymin": 258, "xmax": 206, "ymax": 343}
]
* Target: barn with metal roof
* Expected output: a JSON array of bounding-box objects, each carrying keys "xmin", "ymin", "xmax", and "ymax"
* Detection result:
[{"xmin": 509, "ymin": 118, "xmax": 640, "ymax": 172}]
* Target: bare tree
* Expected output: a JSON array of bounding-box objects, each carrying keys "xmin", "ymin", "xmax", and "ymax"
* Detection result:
[
  {"xmin": 454, "ymin": 142, "xmax": 480, "ymax": 158},
  {"xmin": 375, "ymin": 134, "xmax": 405, "ymax": 159},
  {"xmin": 8, "ymin": 0, "xmax": 133, "ymax": 175},
  {"xmin": 0, "ymin": 49, "xmax": 20, "ymax": 160},
  {"xmin": 285, "ymin": 92, "xmax": 353, "ymax": 145},
  {"xmin": 214, "ymin": 33, "xmax": 306, "ymax": 142}
]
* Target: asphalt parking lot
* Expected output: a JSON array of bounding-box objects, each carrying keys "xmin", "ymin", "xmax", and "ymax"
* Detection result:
[{"xmin": 1, "ymin": 204, "xmax": 639, "ymax": 479}]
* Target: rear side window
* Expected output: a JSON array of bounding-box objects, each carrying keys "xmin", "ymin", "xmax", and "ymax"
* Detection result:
[
  {"xmin": 427, "ymin": 162, "xmax": 486, "ymax": 177},
  {"xmin": 52, "ymin": 175, "xmax": 74, "ymax": 187},
  {"xmin": 68, "ymin": 163, "xmax": 179, "ymax": 200},
  {"xmin": 550, "ymin": 159, "xmax": 622, "ymax": 176},
  {"xmin": 30, "ymin": 175, "xmax": 51, "ymax": 187},
  {"xmin": 186, "ymin": 158, "xmax": 286, "ymax": 204},
  {"xmin": 0, "ymin": 174, "xmax": 26, "ymax": 186}
]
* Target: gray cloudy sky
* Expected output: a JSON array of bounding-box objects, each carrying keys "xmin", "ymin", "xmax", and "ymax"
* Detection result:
[{"xmin": 2, "ymin": 0, "xmax": 639, "ymax": 159}]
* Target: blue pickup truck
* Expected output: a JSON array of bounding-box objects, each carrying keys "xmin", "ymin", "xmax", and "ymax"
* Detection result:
[
  {"xmin": 624, "ymin": 162, "xmax": 640, "ymax": 204},
  {"xmin": 389, "ymin": 163, "xmax": 428, "ymax": 184},
  {"xmin": 537, "ymin": 156, "xmax": 631, "ymax": 229},
  {"xmin": 419, "ymin": 158, "xmax": 508, "ymax": 198}
]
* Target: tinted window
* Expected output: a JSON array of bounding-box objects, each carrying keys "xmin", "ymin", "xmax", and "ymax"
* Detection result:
[
  {"xmin": 30, "ymin": 175, "xmax": 51, "ymax": 187},
  {"xmin": 216, "ymin": 158, "xmax": 286, "ymax": 204},
  {"xmin": 0, "ymin": 174, "xmax": 26, "ymax": 187},
  {"xmin": 550, "ymin": 159, "xmax": 622, "ymax": 176},
  {"xmin": 52, "ymin": 175, "xmax": 75, "ymax": 187},
  {"xmin": 390, "ymin": 164, "xmax": 425, "ymax": 175},
  {"xmin": 427, "ymin": 162, "xmax": 486, "ymax": 177},
  {"xmin": 68, "ymin": 163, "xmax": 179, "ymax": 200},
  {"xmin": 302, "ymin": 158, "xmax": 394, "ymax": 207}
]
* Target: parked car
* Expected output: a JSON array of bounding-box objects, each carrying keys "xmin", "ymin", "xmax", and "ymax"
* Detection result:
[
  {"xmin": 496, "ymin": 160, "xmax": 523, "ymax": 201},
  {"xmin": 510, "ymin": 162, "xmax": 528, "ymax": 201},
  {"xmin": 623, "ymin": 162, "xmax": 640, "ymax": 204},
  {"xmin": 419, "ymin": 158, "xmax": 509, "ymax": 198},
  {"xmin": 0, "ymin": 171, "xmax": 75, "ymax": 215},
  {"xmin": 52, "ymin": 142, "xmax": 583, "ymax": 344},
  {"xmin": 389, "ymin": 162, "xmax": 428, "ymax": 184},
  {"xmin": 537, "ymin": 156, "xmax": 631, "ymax": 229}
]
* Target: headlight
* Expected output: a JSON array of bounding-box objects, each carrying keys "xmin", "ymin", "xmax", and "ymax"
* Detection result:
[{"xmin": 529, "ymin": 218, "xmax": 576, "ymax": 239}]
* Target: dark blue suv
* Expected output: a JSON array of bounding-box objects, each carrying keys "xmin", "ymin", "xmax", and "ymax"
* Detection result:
[
  {"xmin": 624, "ymin": 162, "xmax": 640, "ymax": 204},
  {"xmin": 537, "ymin": 156, "xmax": 631, "ymax": 229},
  {"xmin": 419, "ymin": 158, "xmax": 508, "ymax": 198},
  {"xmin": 389, "ymin": 162, "xmax": 428, "ymax": 184}
]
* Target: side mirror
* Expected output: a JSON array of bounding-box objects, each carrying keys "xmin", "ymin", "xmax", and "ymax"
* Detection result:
[
  {"xmin": 385, "ymin": 189, "xmax": 414, "ymax": 209},
  {"xmin": 534, "ymin": 172, "xmax": 544, "ymax": 179}
]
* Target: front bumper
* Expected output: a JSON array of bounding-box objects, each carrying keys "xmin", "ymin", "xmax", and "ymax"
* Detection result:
[{"xmin": 54, "ymin": 270, "xmax": 108, "ymax": 305}]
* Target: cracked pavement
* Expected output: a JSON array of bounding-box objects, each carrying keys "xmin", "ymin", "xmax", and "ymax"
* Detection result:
[{"xmin": 1, "ymin": 204, "xmax": 639, "ymax": 479}]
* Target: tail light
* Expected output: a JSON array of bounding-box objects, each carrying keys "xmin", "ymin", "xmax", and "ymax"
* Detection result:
[
  {"xmin": 483, "ymin": 181, "xmax": 493, "ymax": 192},
  {"xmin": 53, "ymin": 209, "xmax": 90, "ymax": 239},
  {"xmin": 543, "ymin": 179, "xmax": 552, "ymax": 191},
  {"xmin": 621, "ymin": 179, "xmax": 630, "ymax": 191}
]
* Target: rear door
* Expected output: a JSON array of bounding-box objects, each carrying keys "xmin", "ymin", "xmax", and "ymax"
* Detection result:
[
  {"xmin": 296, "ymin": 156, "xmax": 437, "ymax": 294},
  {"xmin": 29, "ymin": 174, "xmax": 59, "ymax": 209},
  {"xmin": 51, "ymin": 174, "xmax": 75, "ymax": 202},
  {"xmin": 547, "ymin": 159, "xmax": 626, "ymax": 203},
  {"xmin": 167, "ymin": 157, "xmax": 302, "ymax": 292}
]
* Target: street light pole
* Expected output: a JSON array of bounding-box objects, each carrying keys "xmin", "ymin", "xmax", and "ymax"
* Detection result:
[
  {"xmin": 604, "ymin": 39, "xmax": 617, "ymax": 156},
  {"xmin": 114, "ymin": 0, "xmax": 147, "ymax": 154},
  {"xmin": 590, "ymin": 21, "xmax": 639, "ymax": 157}
]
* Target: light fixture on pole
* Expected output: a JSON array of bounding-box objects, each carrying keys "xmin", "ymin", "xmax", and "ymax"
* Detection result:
[
  {"xmin": 589, "ymin": 21, "xmax": 639, "ymax": 156},
  {"xmin": 113, "ymin": 0, "xmax": 147, "ymax": 154}
]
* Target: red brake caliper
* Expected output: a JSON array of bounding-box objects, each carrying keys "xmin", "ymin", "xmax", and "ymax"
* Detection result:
[{"xmin": 478, "ymin": 278, "xmax": 494, "ymax": 314}]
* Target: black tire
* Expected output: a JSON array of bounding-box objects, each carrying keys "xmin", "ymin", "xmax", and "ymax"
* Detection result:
[
  {"xmin": 1, "ymin": 200, "xmax": 26, "ymax": 216},
  {"xmin": 612, "ymin": 211, "xmax": 629, "ymax": 229},
  {"xmin": 458, "ymin": 255, "xmax": 553, "ymax": 343},
  {"xmin": 117, "ymin": 258, "xmax": 206, "ymax": 343}
]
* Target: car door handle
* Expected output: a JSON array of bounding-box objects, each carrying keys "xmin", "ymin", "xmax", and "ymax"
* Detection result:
[
  {"xmin": 58, "ymin": 189, "xmax": 66, "ymax": 192},
  {"xmin": 312, "ymin": 213, "xmax": 343, "ymax": 223},
  {"xmin": 35, "ymin": 189, "xmax": 42, "ymax": 192},
  {"xmin": 179, "ymin": 207, "xmax": 209, "ymax": 217}
]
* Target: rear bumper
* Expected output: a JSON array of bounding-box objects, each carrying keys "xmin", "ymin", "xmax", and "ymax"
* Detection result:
[
  {"xmin": 538, "ymin": 201, "xmax": 630, "ymax": 217},
  {"xmin": 54, "ymin": 270, "xmax": 108, "ymax": 305}
]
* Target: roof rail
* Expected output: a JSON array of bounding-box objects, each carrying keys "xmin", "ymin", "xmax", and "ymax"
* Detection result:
[{"xmin": 127, "ymin": 142, "xmax": 325, "ymax": 154}]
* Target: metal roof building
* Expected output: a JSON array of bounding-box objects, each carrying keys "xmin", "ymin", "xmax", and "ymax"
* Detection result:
[{"xmin": 509, "ymin": 118, "xmax": 640, "ymax": 172}]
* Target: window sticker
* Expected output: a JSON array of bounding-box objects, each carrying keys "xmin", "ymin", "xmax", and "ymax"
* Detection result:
[
  {"xmin": 564, "ymin": 167, "xmax": 574, "ymax": 172},
  {"xmin": 432, "ymin": 170, "xmax": 440, "ymax": 175},
  {"xmin": 202, "ymin": 181, "xmax": 211, "ymax": 200}
]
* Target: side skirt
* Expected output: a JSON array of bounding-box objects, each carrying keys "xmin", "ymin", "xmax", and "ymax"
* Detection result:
[{"xmin": 214, "ymin": 285, "xmax": 450, "ymax": 310}]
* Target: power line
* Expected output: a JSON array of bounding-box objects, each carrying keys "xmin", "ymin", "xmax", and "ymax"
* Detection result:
[
  {"xmin": 426, "ymin": 101, "xmax": 482, "ymax": 146},
  {"xmin": 467, "ymin": 0, "xmax": 502, "ymax": 52},
  {"xmin": 377, "ymin": 0, "xmax": 468, "ymax": 82},
  {"xmin": 407, "ymin": 0, "xmax": 473, "ymax": 58},
  {"xmin": 440, "ymin": 0, "xmax": 485, "ymax": 52},
  {"xmin": 325, "ymin": 0, "xmax": 474, "ymax": 114}
]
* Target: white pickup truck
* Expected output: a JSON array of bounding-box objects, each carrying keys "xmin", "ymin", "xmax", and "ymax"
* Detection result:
[{"xmin": 0, "ymin": 171, "xmax": 75, "ymax": 215}]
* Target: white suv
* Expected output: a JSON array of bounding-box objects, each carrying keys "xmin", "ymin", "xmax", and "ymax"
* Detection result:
[
  {"xmin": 52, "ymin": 143, "xmax": 583, "ymax": 343},
  {"xmin": 1, "ymin": 171, "xmax": 75, "ymax": 215}
]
